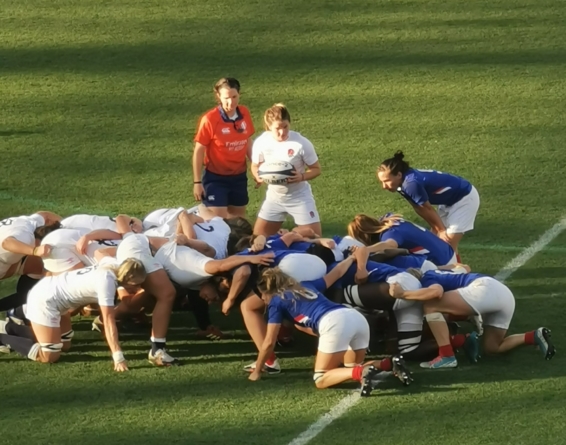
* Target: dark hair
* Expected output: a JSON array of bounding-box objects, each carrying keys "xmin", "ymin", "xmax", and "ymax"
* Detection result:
[
  {"xmin": 379, "ymin": 150, "xmax": 410, "ymax": 175},
  {"xmin": 224, "ymin": 217, "xmax": 253, "ymax": 236},
  {"xmin": 306, "ymin": 244, "xmax": 336, "ymax": 267},
  {"xmin": 214, "ymin": 77, "xmax": 241, "ymax": 95},
  {"xmin": 34, "ymin": 221, "xmax": 62, "ymax": 240}
]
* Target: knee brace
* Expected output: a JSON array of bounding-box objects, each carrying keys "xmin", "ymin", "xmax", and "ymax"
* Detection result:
[
  {"xmin": 313, "ymin": 370, "xmax": 327, "ymax": 382},
  {"xmin": 61, "ymin": 330, "xmax": 75, "ymax": 342},
  {"xmin": 40, "ymin": 342, "xmax": 64, "ymax": 353}
]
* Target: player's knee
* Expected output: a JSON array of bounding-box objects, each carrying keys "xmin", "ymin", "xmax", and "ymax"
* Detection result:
[
  {"xmin": 313, "ymin": 371, "xmax": 326, "ymax": 389},
  {"xmin": 483, "ymin": 342, "xmax": 501, "ymax": 356},
  {"xmin": 38, "ymin": 343, "xmax": 63, "ymax": 363}
]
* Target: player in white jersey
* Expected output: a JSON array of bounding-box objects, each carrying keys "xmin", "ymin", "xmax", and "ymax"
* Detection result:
[
  {"xmin": 0, "ymin": 212, "xmax": 61, "ymax": 280},
  {"xmin": 154, "ymin": 238, "xmax": 274, "ymax": 290},
  {"xmin": 0, "ymin": 212, "xmax": 62, "ymax": 316},
  {"xmin": 251, "ymin": 104, "xmax": 322, "ymax": 237},
  {"xmin": 144, "ymin": 208, "xmax": 231, "ymax": 260},
  {"xmin": 0, "ymin": 259, "xmax": 145, "ymax": 371},
  {"xmin": 61, "ymin": 213, "xmax": 143, "ymax": 233},
  {"xmin": 41, "ymin": 227, "xmax": 121, "ymax": 274}
]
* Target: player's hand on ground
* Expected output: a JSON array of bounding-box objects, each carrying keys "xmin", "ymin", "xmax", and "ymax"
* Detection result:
[
  {"xmin": 248, "ymin": 370, "xmax": 262, "ymax": 381},
  {"xmin": 114, "ymin": 361, "xmax": 129, "ymax": 372},
  {"xmin": 286, "ymin": 170, "xmax": 303, "ymax": 183},
  {"xmin": 193, "ymin": 183, "xmax": 205, "ymax": 201}
]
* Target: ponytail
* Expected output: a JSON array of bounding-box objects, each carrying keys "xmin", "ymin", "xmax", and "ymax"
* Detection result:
[{"xmin": 378, "ymin": 150, "xmax": 410, "ymax": 175}]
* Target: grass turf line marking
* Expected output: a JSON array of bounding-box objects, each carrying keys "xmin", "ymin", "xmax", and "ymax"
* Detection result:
[
  {"xmin": 288, "ymin": 216, "xmax": 566, "ymax": 445},
  {"xmin": 494, "ymin": 216, "xmax": 566, "ymax": 282},
  {"xmin": 287, "ymin": 373, "xmax": 389, "ymax": 445}
]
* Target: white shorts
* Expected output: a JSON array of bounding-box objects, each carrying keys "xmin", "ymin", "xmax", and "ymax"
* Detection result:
[
  {"xmin": 116, "ymin": 233, "xmax": 162, "ymax": 274},
  {"xmin": 24, "ymin": 279, "xmax": 61, "ymax": 328},
  {"xmin": 388, "ymin": 272, "xmax": 424, "ymax": 331},
  {"xmin": 43, "ymin": 246, "xmax": 84, "ymax": 273},
  {"xmin": 457, "ymin": 276, "xmax": 515, "ymax": 330},
  {"xmin": 420, "ymin": 260, "xmax": 438, "ymax": 273},
  {"xmin": 438, "ymin": 186, "xmax": 480, "ymax": 234},
  {"xmin": 278, "ymin": 253, "xmax": 326, "ymax": 282},
  {"xmin": 258, "ymin": 190, "xmax": 320, "ymax": 226},
  {"xmin": 317, "ymin": 308, "xmax": 370, "ymax": 353},
  {"xmin": 154, "ymin": 241, "xmax": 212, "ymax": 289}
]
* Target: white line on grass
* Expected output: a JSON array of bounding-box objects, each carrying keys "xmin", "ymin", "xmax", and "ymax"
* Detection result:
[
  {"xmin": 288, "ymin": 373, "xmax": 389, "ymax": 445},
  {"xmin": 287, "ymin": 216, "xmax": 566, "ymax": 445},
  {"xmin": 494, "ymin": 216, "xmax": 566, "ymax": 282}
]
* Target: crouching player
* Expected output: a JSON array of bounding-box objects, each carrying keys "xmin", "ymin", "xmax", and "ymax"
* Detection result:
[
  {"xmin": 248, "ymin": 265, "xmax": 412, "ymax": 395},
  {"xmin": 390, "ymin": 269, "xmax": 556, "ymax": 369},
  {"xmin": 0, "ymin": 259, "xmax": 146, "ymax": 371}
]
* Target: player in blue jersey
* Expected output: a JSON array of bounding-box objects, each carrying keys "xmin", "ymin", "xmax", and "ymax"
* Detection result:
[
  {"xmin": 347, "ymin": 213, "xmax": 457, "ymax": 266},
  {"xmin": 377, "ymin": 151, "xmax": 480, "ymax": 254},
  {"xmin": 390, "ymin": 269, "xmax": 556, "ymax": 369},
  {"xmin": 248, "ymin": 261, "xmax": 412, "ymax": 394}
]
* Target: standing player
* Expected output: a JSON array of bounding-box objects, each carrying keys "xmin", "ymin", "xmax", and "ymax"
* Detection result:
[
  {"xmin": 376, "ymin": 151, "xmax": 480, "ymax": 254},
  {"xmin": 251, "ymin": 104, "xmax": 322, "ymax": 237},
  {"xmin": 192, "ymin": 77, "xmax": 255, "ymax": 218}
]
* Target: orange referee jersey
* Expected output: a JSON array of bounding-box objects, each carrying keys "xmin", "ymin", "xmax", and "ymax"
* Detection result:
[{"xmin": 194, "ymin": 105, "xmax": 255, "ymax": 176}]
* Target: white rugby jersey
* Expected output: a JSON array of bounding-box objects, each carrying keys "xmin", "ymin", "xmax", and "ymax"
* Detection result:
[
  {"xmin": 38, "ymin": 266, "xmax": 117, "ymax": 314},
  {"xmin": 61, "ymin": 214, "xmax": 117, "ymax": 232},
  {"xmin": 0, "ymin": 214, "xmax": 45, "ymax": 278},
  {"xmin": 252, "ymin": 130, "xmax": 318, "ymax": 196},
  {"xmin": 41, "ymin": 228, "xmax": 120, "ymax": 266}
]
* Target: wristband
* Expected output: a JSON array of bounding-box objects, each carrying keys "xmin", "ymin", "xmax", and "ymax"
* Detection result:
[
  {"xmin": 301, "ymin": 173, "xmax": 305, "ymax": 181},
  {"xmin": 32, "ymin": 247, "xmax": 38, "ymax": 256},
  {"xmin": 194, "ymin": 181, "xmax": 202, "ymax": 184},
  {"xmin": 113, "ymin": 351, "xmax": 125, "ymax": 363}
]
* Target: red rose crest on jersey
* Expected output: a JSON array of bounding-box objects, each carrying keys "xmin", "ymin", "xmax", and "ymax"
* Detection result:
[{"xmin": 288, "ymin": 149, "xmax": 294, "ymax": 157}]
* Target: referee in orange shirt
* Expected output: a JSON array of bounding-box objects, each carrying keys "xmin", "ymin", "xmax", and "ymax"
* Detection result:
[{"xmin": 192, "ymin": 78, "xmax": 255, "ymax": 218}]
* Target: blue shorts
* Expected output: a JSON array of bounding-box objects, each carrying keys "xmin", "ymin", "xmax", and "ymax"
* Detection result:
[{"xmin": 202, "ymin": 170, "xmax": 249, "ymax": 208}]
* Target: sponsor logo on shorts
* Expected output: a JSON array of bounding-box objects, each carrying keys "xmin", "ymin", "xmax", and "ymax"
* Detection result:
[
  {"xmin": 288, "ymin": 149, "xmax": 294, "ymax": 157},
  {"xmin": 222, "ymin": 128, "xmax": 230, "ymax": 134},
  {"xmin": 208, "ymin": 195, "xmax": 215, "ymax": 201},
  {"xmin": 310, "ymin": 211, "xmax": 315, "ymax": 218}
]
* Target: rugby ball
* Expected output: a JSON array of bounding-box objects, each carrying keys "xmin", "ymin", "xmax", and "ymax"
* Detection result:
[{"xmin": 258, "ymin": 161, "xmax": 295, "ymax": 185}]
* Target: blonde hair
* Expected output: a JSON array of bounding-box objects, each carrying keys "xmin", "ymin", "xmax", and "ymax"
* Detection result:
[
  {"xmin": 347, "ymin": 213, "xmax": 404, "ymax": 246},
  {"xmin": 257, "ymin": 268, "xmax": 310, "ymax": 303},
  {"xmin": 263, "ymin": 103, "xmax": 291, "ymax": 130},
  {"xmin": 102, "ymin": 258, "xmax": 147, "ymax": 286}
]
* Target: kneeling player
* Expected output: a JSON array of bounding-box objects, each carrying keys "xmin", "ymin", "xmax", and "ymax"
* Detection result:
[
  {"xmin": 0, "ymin": 259, "xmax": 145, "ymax": 371},
  {"xmin": 390, "ymin": 269, "xmax": 556, "ymax": 369},
  {"xmin": 248, "ymin": 262, "xmax": 412, "ymax": 395}
]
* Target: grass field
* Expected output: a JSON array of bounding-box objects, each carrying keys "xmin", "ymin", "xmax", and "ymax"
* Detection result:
[{"xmin": 1, "ymin": 0, "xmax": 566, "ymax": 444}]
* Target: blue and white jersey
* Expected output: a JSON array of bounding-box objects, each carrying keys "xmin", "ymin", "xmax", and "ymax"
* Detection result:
[
  {"xmin": 379, "ymin": 218, "xmax": 455, "ymax": 266},
  {"xmin": 385, "ymin": 254, "xmax": 427, "ymax": 270},
  {"xmin": 266, "ymin": 280, "xmax": 342, "ymax": 334},
  {"xmin": 328, "ymin": 260, "xmax": 404, "ymax": 288},
  {"xmin": 237, "ymin": 236, "xmax": 305, "ymax": 266},
  {"xmin": 421, "ymin": 269, "xmax": 487, "ymax": 291},
  {"xmin": 399, "ymin": 168, "xmax": 472, "ymax": 207}
]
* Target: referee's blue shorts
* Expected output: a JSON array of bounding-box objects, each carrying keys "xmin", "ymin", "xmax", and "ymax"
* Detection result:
[{"xmin": 201, "ymin": 169, "xmax": 249, "ymax": 208}]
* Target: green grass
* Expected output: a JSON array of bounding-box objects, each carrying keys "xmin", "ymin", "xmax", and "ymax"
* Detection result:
[{"xmin": 1, "ymin": 0, "xmax": 566, "ymax": 443}]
